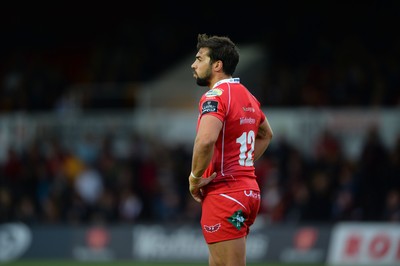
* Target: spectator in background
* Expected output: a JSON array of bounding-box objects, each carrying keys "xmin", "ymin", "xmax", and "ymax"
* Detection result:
[
  {"xmin": 14, "ymin": 196, "xmax": 37, "ymax": 225},
  {"xmin": 76, "ymin": 133, "xmax": 100, "ymax": 165},
  {"xmin": 382, "ymin": 189, "xmax": 400, "ymax": 222},
  {"xmin": 2, "ymin": 148, "xmax": 23, "ymax": 190},
  {"xmin": 119, "ymin": 188, "xmax": 143, "ymax": 223},
  {"xmin": 356, "ymin": 126, "xmax": 390, "ymax": 221},
  {"xmin": 305, "ymin": 170, "xmax": 333, "ymax": 222},
  {"xmin": 93, "ymin": 188, "xmax": 118, "ymax": 224},
  {"xmin": 0, "ymin": 187, "xmax": 14, "ymax": 223},
  {"xmin": 388, "ymin": 135, "xmax": 400, "ymax": 192},
  {"xmin": 260, "ymin": 168, "xmax": 284, "ymax": 223},
  {"xmin": 284, "ymin": 181, "xmax": 310, "ymax": 223},
  {"xmin": 331, "ymin": 161, "xmax": 359, "ymax": 221},
  {"xmin": 314, "ymin": 129, "xmax": 342, "ymax": 168},
  {"xmin": 74, "ymin": 161, "xmax": 104, "ymax": 210}
]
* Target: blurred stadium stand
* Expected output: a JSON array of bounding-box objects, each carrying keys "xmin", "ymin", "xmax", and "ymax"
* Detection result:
[{"xmin": 1, "ymin": 0, "xmax": 399, "ymax": 228}]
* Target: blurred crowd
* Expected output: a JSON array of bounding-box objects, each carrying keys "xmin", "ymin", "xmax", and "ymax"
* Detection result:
[
  {"xmin": 1, "ymin": 124, "xmax": 399, "ymax": 226},
  {"xmin": 1, "ymin": 2, "xmax": 400, "ymax": 226}
]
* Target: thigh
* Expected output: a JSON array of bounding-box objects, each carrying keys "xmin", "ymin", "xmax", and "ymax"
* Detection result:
[
  {"xmin": 208, "ymin": 237, "xmax": 246, "ymax": 266},
  {"xmin": 201, "ymin": 190, "xmax": 261, "ymax": 244}
]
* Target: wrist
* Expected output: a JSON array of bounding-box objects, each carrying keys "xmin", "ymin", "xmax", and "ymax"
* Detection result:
[{"xmin": 190, "ymin": 171, "xmax": 201, "ymax": 179}]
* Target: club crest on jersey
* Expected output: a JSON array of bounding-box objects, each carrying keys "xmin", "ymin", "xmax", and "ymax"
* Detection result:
[
  {"xmin": 201, "ymin": 101, "xmax": 218, "ymax": 114},
  {"xmin": 228, "ymin": 210, "xmax": 246, "ymax": 230},
  {"xmin": 205, "ymin": 88, "xmax": 223, "ymax": 97},
  {"xmin": 204, "ymin": 223, "xmax": 221, "ymax": 233}
]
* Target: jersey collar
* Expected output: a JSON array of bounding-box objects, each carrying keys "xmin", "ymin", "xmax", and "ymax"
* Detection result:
[{"xmin": 213, "ymin": 78, "xmax": 240, "ymax": 88}]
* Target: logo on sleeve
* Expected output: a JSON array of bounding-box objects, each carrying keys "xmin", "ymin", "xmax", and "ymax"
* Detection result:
[
  {"xmin": 205, "ymin": 88, "xmax": 223, "ymax": 97},
  {"xmin": 201, "ymin": 101, "xmax": 218, "ymax": 114}
]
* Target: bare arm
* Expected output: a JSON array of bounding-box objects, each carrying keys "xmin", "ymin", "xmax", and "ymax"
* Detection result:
[
  {"xmin": 189, "ymin": 115, "xmax": 221, "ymax": 202},
  {"xmin": 253, "ymin": 116, "xmax": 273, "ymax": 162},
  {"xmin": 191, "ymin": 115, "xmax": 222, "ymax": 176}
]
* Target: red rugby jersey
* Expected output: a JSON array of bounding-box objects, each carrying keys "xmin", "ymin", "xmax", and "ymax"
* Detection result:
[{"xmin": 197, "ymin": 78, "xmax": 266, "ymax": 195}]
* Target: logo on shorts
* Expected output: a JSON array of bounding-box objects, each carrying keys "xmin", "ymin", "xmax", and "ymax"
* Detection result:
[
  {"xmin": 228, "ymin": 210, "xmax": 246, "ymax": 230},
  {"xmin": 204, "ymin": 223, "xmax": 221, "ymax": 233}
]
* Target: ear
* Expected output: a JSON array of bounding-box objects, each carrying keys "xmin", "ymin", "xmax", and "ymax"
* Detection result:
[{"xmin": 213, "ymin": 60, "xmax": 223, "ymax": 71}]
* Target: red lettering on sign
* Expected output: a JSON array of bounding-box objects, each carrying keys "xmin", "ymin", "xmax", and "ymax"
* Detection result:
[
  {"xmin": 345, "ymin": 234, "xmax": 361, "ymax": 257},
  {"xmin": 369, "ymin": 234, "xmax": 389, "ymax": 259}
]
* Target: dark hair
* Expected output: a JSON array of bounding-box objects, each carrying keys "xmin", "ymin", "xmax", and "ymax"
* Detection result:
[{"xmin": 196, "ymin": 33, "xmax": 239, "ymax": 76}]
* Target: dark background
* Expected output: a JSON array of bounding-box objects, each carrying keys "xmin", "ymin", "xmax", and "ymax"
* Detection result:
[{"xmin": 1, "ymin": 0, "xmax": 399, "ymax": 110}]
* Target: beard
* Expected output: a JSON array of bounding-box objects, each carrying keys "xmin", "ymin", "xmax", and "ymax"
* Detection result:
[
  {"xmin": 194, "ymin": 69, "xmax": 212, "ymax": 87},
  {"xmin": 195, "ymin": 76, "xmax": 210, "ymax": 87}
]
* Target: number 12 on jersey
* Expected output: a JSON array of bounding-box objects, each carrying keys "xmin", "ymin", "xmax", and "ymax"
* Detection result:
[{"xmin": 236, "ymin": 130, "xmax": 255, "ymax": 166}]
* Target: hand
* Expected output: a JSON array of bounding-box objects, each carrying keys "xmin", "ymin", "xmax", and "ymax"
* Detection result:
[{"xmin": 188, "ymin": 172, "xmax": 217, "ymax": 203}]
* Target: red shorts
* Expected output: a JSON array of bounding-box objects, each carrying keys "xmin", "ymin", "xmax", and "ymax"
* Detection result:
[{"xmin": 200, "ymin": 190, "xmax": 261, "ymax": 244}]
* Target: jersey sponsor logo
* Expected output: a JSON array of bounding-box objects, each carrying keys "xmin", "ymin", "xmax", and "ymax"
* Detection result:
[
  {"xmin": 205, "ymin": 88, "xmax": 223, "ymax": 97},
  {"xmin": 228, "ymin": 210, "xmax": 247, "ymax": 230},
  {"xmin": 204, "ymin": 223, "xmax": 221, "ymax": 233},
  {"xmin": 244, "ymin": 190, "xmax": 260, "ymax": 199},
  {"xmin": 201, "ymin": 101, "xmax": 218, "ymax": 114},
  {"xmin": 240, "ymin": 117, "xmax": 256, "ymax": 125},
  {"xmin": 242, "ymin": 107, "xmax": 255, "ymax": 112}
]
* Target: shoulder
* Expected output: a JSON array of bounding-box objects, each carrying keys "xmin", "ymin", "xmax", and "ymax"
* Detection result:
[
  {"xmin": 204, "ymin": 87, "xmax": 225, "ymax": 98},
  {"xmin": 202, "ymin": 86, "xmax": 228, "ymax": 105}
]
